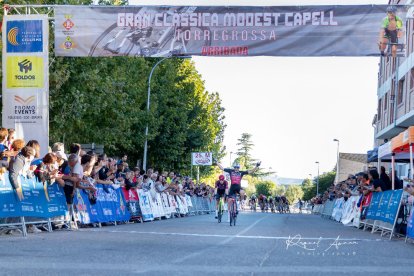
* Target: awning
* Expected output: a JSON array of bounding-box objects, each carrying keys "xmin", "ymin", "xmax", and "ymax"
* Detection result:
[
  {"xmin": 391, "ymin": 126, "xmax": 414, "ymax": 153},
  {"xmin": 378, "ymin": 141, "xmax": 392, "ymax": 159}
]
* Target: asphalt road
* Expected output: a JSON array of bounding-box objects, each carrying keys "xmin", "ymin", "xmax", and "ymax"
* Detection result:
[{"xmin": 1, "ymin": 211, "xmax": 414, "ymax": 276}]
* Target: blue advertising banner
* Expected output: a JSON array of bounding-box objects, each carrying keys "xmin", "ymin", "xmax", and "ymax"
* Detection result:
[
  {"xmin": 366, "ymin": 192, "xmax": 381, "ymax": 220},
  {"xmin": 366, "ymin": 190, "xmax": 402, "ymax": 224},
  {"xmin": 0, "ymin": 173, "xmax": 67, "ymax": 218},
  {"xmin": 384, "ymin": 190, "xmax": 403, "ymax": 224},
  {"xmin": 6, "ymin": 20, "xmax": 44, "ymax": 53},
  {"xmin": 407, "ymin": 207, "xmax": 414, "ymax": 239},
  {"xmin": 74, "ymin": 184, "xmax": 130, "ymax": 224}
]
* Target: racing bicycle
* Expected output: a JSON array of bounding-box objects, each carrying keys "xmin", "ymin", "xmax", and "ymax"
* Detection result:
[{"xmin": 229, "ymin": 194, "xmax": 239, "ymax": 226}]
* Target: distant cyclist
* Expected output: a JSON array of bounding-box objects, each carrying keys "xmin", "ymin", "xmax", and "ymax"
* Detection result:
[
  {"xmin": 379, "ymin": 6, "xmax": 404, "ymax": 57},
  {"xmin": 216, "ymin": 161, "xmax": 261, "ymax": 212},
  {"xmin": 214, "ymin": 174, "xmax": 228, "ymax": 219}
]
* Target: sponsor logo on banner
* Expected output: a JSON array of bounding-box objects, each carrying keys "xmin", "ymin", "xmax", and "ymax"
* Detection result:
[
  {"xmin": 6, "ymin": 56, "xmax": 44, "ymax": 88},
  {"xmin": 6, "ymin": 95, "xmax": 42, "ymax": 123},
  {"xmin": 6, "ymin": 20, "xmax": 43, "ymax": 53},
  {"xmin": 63, "ymin": 14, "xmax": 75, "ymax": 30},
  {"xmin": 61, "ymin": 36, "xmax": 76, "ymax": 50}
]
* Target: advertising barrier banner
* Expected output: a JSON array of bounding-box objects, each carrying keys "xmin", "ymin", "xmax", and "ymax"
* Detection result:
[
  {"xmin": 407, "ymin": 207, "xmax": 414, "ymax": 239},
  {"xmin": 2, "ymin": 15, "xmax": 49, "ymax": 156},
  {"xmin": 55, "ymin": 5, "xmax": 410, "ymax": 57},
  {"xmin": 341, "ymin": 196, "xmax": 360, "ymax": 226},
  {"xmin": 366, "ymin": 190, "xmax": 403, "ymax": 224},
  {"xmin": 137, "ymin": 190, "xmax": 154, "ymax": 221},
  {"xmin": 0, "ymin": 173, "xmax": 67, "ymax": 218},
  {"xmin": 74, "ymin": 184, "xmax": 130, "ymax": 224}
]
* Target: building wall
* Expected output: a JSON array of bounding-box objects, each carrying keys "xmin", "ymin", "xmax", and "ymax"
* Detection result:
[
  {"xmin": 375, "ymin": 0, "xmax": 414, "ymax": 141},
  {"xmin": 338, "ymin": 158, "xmax": 367, "ymax": 182}
]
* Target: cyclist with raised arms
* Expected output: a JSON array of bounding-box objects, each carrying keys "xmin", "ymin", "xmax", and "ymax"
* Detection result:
[
  {"xmin": 215, "ymin": 161, "xmax": 261, "ymax": 212},
  {"xmin": 379, "ymin": 6, "xmax": 404, "ymax": 57},
  {"xmin": 214, "ymin": 174, "xmax": 228, "ymax": 219}
]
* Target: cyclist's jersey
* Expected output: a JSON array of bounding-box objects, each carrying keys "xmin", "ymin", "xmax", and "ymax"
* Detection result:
[
  {"xmin": 224, "ymin": 168, "xmax": 248, "ymax": 185},
  {"xmin": 382, "ymin": 16, "xmax": 403, "ymax": 30},
  {"xmin": 215, "ymin": 180, "xmax": 228, "ymax": 190}
]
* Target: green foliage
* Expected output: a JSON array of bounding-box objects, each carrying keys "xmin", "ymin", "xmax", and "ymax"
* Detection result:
[
  {"xmin": 272, "ymin": 185, "xmax": 286, "ymax": 196},
  {"xmin": 255, "ymin": 180, "xmax": 276, "ymax": 197},
  {"xmin": 235, "ymin": 133, "xmax": 255, "ymax": 169},
  {"xmin": 285, "ymin": 185, "xmax": 304, "ymax": 204},
  {"xmin": 1, "ymin": 1, "xmax": 227, "ymax": 177},
  {"xmin": 302, "ymin": 171, "xmax": 336, "ymax": 200},
  {"xmin": 302, "ymin": 178, "xmax": 316, "ymax": 201}
]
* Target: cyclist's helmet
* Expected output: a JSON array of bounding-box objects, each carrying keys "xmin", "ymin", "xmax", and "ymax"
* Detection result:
[
  {"xmin": 387, "ymin": 6, "xmax": 397, "ymax": 14},
  {"xmin": 219, "ymin": 175, "xmax": 225, "ymax": 181},
  {"xmin": 233, "ymin": 164, "xmax": 240, "ymax": 169}
]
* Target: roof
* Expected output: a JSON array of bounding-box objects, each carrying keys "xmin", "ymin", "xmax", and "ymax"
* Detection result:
[{"xmin": 339, "ymin": 153, "xmax": 367, "ymax": 164}]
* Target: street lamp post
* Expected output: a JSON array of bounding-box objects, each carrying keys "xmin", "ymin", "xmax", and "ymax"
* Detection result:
[
  {"xmin": 315, "ymin": 161, "xmax": 320, "ymax": 196},
  {"xmin": 230, "ymin": 151, "xmax": 233, "ymax": 167},
  {"xmin": 333, "ymin": 139, "xmax": 340, "ymax": 184},
  {"xmin": 143, "ymin": 56, "xmax": 191, "ymax": 171}
]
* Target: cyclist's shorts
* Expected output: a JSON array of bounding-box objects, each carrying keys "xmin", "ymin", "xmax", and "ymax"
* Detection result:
[
  {"xmin": 384, "ymin": 28, "xmax": 398, "ymax": 43},
  {"xmin": 215, "ymin": 190, "xmax": 226, "ymax": 200},
  {"xmin": 228, "ymin": 185, "xmax": 241, "ymax": 197}
]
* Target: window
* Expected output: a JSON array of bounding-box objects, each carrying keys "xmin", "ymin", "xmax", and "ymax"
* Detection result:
[
  {"xmin": 384, "ymin": 92, "xmax": 388, "ymax": 110},
  {"xmin": 410, "ymin": 68, "xmax": 414, "ymax": 89},
  {"xmin": 378, "ymin": 99, "xmax": 382, "ymax": 120},
  {"xmin": 398, "ymin": 78, "xmax": 405, "ymax": 105}
]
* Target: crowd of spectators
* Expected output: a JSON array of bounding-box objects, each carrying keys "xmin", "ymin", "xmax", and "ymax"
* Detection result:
[
  {"xmin": 310, "ymin": 166, "xmax": 414, "ymax": 218},
  {"xmin": 0, "ymin": 128, "xmax": 215, "ymax": 233}
]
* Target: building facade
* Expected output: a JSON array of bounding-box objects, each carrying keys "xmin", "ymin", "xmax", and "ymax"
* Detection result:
[{"xmin": 375, "ymin": 0, "xmax": 414, "ymax": 142}]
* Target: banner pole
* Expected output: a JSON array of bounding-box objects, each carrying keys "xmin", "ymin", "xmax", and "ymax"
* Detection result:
[
  {"xmin": 20, "ymin": 217, "xmax": 27, "ymax": 237},
  {"xmin": 390, "ymin": 192, "xmax": 403, "ymax": 240},
  {"xmin": 410, "ymin": 143, "xmax": 414, "ymax": 179},
  {"xmin": 392, "ymin": 154, "xmax": 395, "ymax": 190}
]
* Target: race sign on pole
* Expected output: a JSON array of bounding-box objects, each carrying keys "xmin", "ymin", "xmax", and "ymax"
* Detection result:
[
  {"xmin": 2, "ymin": 15, "xmax": 49, "ymax": 156},
  {"xmin": 55, "ymin": 5, "xmax": 410, "ymax": 57},
  {"xmin": 192, "ymin": 152, "xmax": 212, "ymax": 166}
]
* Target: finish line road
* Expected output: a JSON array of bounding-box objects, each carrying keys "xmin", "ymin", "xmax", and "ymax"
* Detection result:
[{"xmin": 1, "ymin": 212, "xmax": 413, "ymax": 276}]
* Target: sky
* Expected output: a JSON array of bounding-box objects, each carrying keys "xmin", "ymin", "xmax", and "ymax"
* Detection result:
[{"xmin": 130, "ymin": 0, "xmax": 389, "ymax": 179}]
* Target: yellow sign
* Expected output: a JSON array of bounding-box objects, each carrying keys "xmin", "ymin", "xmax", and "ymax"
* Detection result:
[{"xmin": 6, "ymin": 56, "xmax": 44, "ymax": 88}]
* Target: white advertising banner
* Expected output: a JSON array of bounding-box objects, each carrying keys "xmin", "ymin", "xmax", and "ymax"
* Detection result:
[
  {"xmin": 2, "ymin": 15, "xmax": 49, "ymax": 155},
  {"xmin": 137, "ymin": 190, "xmax": 154, "ymax": 221},
  {"xmin": 341, "ymin": 196, "xmax": 360, "ymax": 226},
  {"xmin": 191, "ymin": 152, "xmax": 213, "ymax": 166}
]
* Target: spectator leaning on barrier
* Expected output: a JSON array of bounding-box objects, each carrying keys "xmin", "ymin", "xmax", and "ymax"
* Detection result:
[
  {"xmin": 9, "ymin": 146, "xmax": 36, "ymax": 201},
  {"xmin": 27, "ymin": 140, "xmax": 41, "ymax": 166},
  {"xmin": 62, "ymin": 154, "xmax": 82, "ymax": 210}
]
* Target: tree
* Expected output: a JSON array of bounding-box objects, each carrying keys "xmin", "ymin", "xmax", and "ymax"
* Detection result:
[
  {"xmin": 235, "ymin": 133, "xmax": 255, "ymax": 169},
  {"xmin": 285, "ymin": 185, "xmax": 304, "ymax": 204},
  {"xmin": 272, "ymin": 185, "xmax": 286, "ymax": 196},
  {"xmin": 1, "ymin": 1, "xmax": 227, "ymax": 177},
  {"xmin": 302, "ymin": 171, "xmax": 336, "ymax": 201},
  {"xmin": 302, "ymin": 178, "xmax": 316, "ymax": 201},
  {"xmin": 255, "ymin": 180, "xmax": 276, "ymax": 197}
]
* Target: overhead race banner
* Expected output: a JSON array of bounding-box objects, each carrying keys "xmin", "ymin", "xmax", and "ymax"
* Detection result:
[
  {"xmin": 2, "ymin": 15, "xmax": 49, "ymax": 156},
  {"xmin": 55, "ymin": 5, "xmax": 410, "ymax": 57}
]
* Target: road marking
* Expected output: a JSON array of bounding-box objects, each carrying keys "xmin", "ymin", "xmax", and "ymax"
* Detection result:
[
  {"xmin": 172, "ymin": 216, "xmax": 267, "ymax": 264},
  {"xmin": 82, "ymin": 229, "xmax": 384, "ymax": 242}
]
